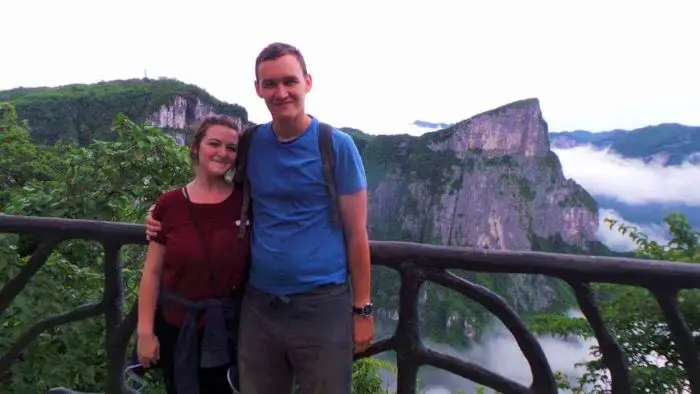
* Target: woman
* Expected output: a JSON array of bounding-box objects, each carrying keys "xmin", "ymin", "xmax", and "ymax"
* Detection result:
[{"xmin": 136, "ymin": 115, "xmax": 250, "ymax": 394}]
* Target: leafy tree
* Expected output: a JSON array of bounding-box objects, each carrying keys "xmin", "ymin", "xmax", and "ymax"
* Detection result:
[
  {"xmin": 0, "ymin": 102, "xmax": 56, "ymax": 207},
  {"xmin": 0, "ymin": 107, "xmax": 393, "ymax": 393},
  {"xmin": 531, "ymin": 213, "xmax": 700, "ymax": 393}
]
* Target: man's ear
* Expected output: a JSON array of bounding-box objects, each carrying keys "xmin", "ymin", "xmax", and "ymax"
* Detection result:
[
  {"xmin": 304, "ymin": 74, "xmax": 313, "ymax": 94},
  {"xmin": 254, "ymin": 80, "xmax": 263, "ymax": 98}
]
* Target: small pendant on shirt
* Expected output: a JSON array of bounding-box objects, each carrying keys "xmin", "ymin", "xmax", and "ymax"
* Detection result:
[{"xmin": 235, "ymin": 219, "xmax": 251, "ymax": 227}]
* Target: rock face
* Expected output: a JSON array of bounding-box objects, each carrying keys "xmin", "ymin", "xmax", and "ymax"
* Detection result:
[
  {"xmin": 365, "ymin": 98, "xmax": 598, "ymax": 251},
  {"xmin": 145, "ymin": 96, "xmax": 230, "ymax": 129},
  {"xmin": 428, "ymin": 98, "xmax": 551, "ymax": 159},
  {"xmin": 144, "ymin": 95, "xmax": 216, "ymax": 130},
  {"xmin": 144, "ymin": 95, "xmax": 245, "ymax": 146},
  {"xmin": 359, "ymin": 98, "xmax": 599, "ymax": 320}
]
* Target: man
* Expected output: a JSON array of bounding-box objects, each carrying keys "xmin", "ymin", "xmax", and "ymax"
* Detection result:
[{"xmin": 146, "ymin": 42, "xmax": 374, "ymax": 393}]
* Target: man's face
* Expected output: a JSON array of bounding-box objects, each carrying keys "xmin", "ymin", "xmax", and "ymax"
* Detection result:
[{"xmin": 255, "ymin": 54, "xmax": 312, "ymax": 121}]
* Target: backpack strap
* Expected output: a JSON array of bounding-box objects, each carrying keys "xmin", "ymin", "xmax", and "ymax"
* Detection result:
[
  {"xmin": 318, "ymin": 122, "xmax": 341, "ymax": 227},
  {"xmin": 235, "ymin": 125, "xmax": 258, "ymax": 239}
]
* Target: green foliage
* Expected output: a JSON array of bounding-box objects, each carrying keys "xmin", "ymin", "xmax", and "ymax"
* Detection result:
[
  {"xmin": 356, "ymin": 134, "xmax": 409, "ymax": 189},
  {"xmin": 527, "ymin": 313, "xmax": 592, "ymax": 339},
  {"xmin": 0, "ymin": 78, "xmax": 248, "ymax": 144},
  {"xmin": 4, "ymin": 114, "xmax": 191, "ymax": 221},
  {"xmin": 557, "ymin": 188, "xmax": 599, "ymax": 212},
  {"xmin": 0, "ymin": 105, "xmax": 394, "ymax": 393},
  {"xmin": 0, "ymin": 108, "xmax": 193, "ymax": 392},
  {"xmin": 0, "ymin": 241, "xmax": 108, "ymax": 391},
  {"xmin": 340, "ymin": 127, "xmax": 372, "ymax": 156},
  {"xmin": 351, "ymin": 358, "xmax": 396, "ymax": 394},
  {"xmin": 0, "ymin": 103, "xmax": 54, "ymax": 207},
  {"xmin": 534, "ymin": 213, "xmax": 700, "ymax": 393}
]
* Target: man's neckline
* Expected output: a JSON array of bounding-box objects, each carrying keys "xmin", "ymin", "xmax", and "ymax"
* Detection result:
[{"xmin": 271, "ymin": 115, "xmax": 317, "ymax": 144}]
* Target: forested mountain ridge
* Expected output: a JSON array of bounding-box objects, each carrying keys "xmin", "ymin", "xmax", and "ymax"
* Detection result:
[
  {"xmin": 0, "ymin": 78, "xmax": 248, "ymax": 145},
  {"xmin": 550, "ymin": 123, "xmax": 700, "ymax": 166}
]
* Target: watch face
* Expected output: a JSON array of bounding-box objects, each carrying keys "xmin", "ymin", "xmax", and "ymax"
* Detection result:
[
  {"xmin": 358, "ymin": 303, "xmax": 373, "ymax": 315},
  {"xmin": 354, "ymin": 303, "xmax": 374, "ymax": 316}
]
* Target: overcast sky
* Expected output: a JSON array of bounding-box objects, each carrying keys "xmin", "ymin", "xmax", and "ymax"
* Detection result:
[{"xmin": 3, "ymin": 0, "xmax": 698, "ymax": 135}]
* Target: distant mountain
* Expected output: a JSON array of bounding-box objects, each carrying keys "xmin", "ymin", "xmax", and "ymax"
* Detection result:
[
  {"xmin": 550, "ymin": 123, "xmax": 700, "ymax": 166},
  {"xmin": 550, "ymin": 123, "xmax": 700, "ymax": 245},
  {"xmin": 412, "ymin": 120, "xmax": 454, "ymax": 130},
  {"xmin": 595, "ymin": 195, "xmax": 700, "ymax": 227}
]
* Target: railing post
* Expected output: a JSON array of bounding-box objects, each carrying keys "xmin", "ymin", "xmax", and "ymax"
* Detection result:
[
  {"xmin": 103, "ymin": 242, "xmax": 126, "ymax": 394},
  {"xmin": 652, "ymin": 287, "xmax": 700, "ymax": 392},
  {"xmin": 394, "ymin": 263, "xmax": 423, "ymax": 394},
  {"xmin": 569, "ymin": 281, "xmax": 631, "ymax": 393}
]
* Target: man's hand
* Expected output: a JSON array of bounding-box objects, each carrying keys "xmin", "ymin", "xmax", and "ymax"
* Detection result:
[
  {"xmin": 145, "ymin": 204, "xmax": 162, "ymax": 241},
  {"xmin": 353, "ymin": 315, "xmax": 374, "ymax": 354}
]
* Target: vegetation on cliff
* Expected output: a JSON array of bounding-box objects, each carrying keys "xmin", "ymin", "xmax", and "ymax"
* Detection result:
[{"xmin": 0, "ymin": 78, "xmax": 248, "ymax": 144}]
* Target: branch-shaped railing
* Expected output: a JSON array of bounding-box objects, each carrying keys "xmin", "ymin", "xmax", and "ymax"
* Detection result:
[{"xmin": 2, "ymin": 214, "xmax": 700, "ymax": 394}]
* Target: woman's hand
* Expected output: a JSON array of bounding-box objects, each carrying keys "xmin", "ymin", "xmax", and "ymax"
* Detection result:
[{"xmin": 137, "ymin": 332, "xmax": 160, "ymax": 368}]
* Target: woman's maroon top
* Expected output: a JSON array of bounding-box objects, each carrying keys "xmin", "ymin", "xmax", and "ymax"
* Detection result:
[{"xmin": 150, "ymin": 186, "xmax": 250, "ymax": 327}]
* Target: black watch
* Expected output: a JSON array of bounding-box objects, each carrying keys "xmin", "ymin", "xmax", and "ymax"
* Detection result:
[{"xmin": 353, "ymin": 303, "xmax": 374, "ymax": 317}]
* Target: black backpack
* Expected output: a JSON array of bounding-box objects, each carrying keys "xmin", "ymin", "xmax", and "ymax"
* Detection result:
[{"xmin": 234, "ymin": 122, "xmax": 341, "ymax": 238}]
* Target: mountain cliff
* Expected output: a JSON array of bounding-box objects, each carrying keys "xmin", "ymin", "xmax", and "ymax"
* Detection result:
[
  {"xmin": 0, "ymin": 78, "xmax": 248, "ymax": 145},
  {"xmin": 358, "ymin": 98, "xmax": 599, "ymax": 250}
]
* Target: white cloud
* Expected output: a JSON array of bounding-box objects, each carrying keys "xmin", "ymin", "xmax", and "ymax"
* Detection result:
[
  {"xmin": 552, "ymin": 145, "xmax": 700, "ymax": 206},
  {"xmin": 416, "ymin": 318, "xmax": 598, "ymax": 393}
]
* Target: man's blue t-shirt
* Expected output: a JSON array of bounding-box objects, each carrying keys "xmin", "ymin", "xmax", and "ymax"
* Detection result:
[{"xmin": 246, "ymin": 117, "xmax": 367, "ymax": 295}]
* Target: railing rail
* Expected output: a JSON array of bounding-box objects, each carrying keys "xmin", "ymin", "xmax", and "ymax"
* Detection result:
[{"xmin": 1, "ymin": 214, "xmax": 700, "ymax": 394}]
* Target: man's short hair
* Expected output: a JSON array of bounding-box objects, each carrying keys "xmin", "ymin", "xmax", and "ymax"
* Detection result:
[{"xmin": 255, "ymin": 42, "xmax": 308, "ymax": 79}]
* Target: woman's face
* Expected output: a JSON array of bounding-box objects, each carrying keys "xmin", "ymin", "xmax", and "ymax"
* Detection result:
[{"xmin": 195, "ymin": 125, "xmax": 239, "ymax": 177}]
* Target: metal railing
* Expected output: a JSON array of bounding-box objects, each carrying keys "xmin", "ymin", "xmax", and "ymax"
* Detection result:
[{"xmin": 1, "ymin": 214, "xmax": 699, "ymax": 394}]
